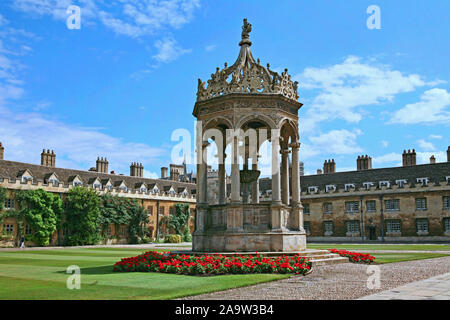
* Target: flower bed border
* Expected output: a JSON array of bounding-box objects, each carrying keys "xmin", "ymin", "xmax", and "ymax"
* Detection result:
[
  {"xmin": 113, "ymin": 251, "xmax": 312, "ymax": 276},
  {"xmin": 329, "ymin": 249, "xmax": 375, "ymax": 264}
]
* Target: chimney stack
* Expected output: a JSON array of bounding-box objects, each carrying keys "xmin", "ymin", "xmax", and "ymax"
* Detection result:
[
  {"xmin": 96, "ymin": 157, "xmax": 109, "ymax": 173},
  {"xmin": 430, "ymin": 155, "xmax": 436, "ymax": 164},
  {"xmin": 130, "ymin": 162, "xmax": 144, "ymax": 177},
  {"xmin": 323, "ymin": 159, "xmax": 336, "ymax": 174},
  {"xmin": 41, "ymin": 149, "xmax": 56, "ymax": 167},
  {"xmin": 447, "ymin": 146, "xmax": 450, "ymax": 162},
  {"xmin": 0, "ymin": 142, "xmax": 4, "ymax": 160},
  {"xmin": 357, "ymin": 155, "xmax": 372, "ymax": 171},
  {"xmin": 317, "ymin": 169, "xmax": 323, "ymax": 175},
  {"xmin": 402, "ymin": 149, "xmax": 416, "ymax": 166},
  {"xmin": 170, "ymin": 168, "xmax": 180, "ymax": 181},
  {"xmin": 161, "ymin": 167, "xmax": 168, "ymax": 179}
]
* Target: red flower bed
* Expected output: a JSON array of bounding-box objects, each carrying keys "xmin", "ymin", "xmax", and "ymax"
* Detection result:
[
  {"xmin": 113, "ymin": 251, "xmax": 312, "ymax": 276},
  {"xmin": 329, "ymin": 249, "xmax": 375, "ymax": 264}
]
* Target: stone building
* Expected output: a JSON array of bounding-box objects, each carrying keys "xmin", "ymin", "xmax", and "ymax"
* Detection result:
[
  {"xmin": 0, "ymin": 143, "xmax": 196, "ymax": 247},
  {"xmin": 260, "ymin": 147, "xmax": 450, "ymax": 242}
]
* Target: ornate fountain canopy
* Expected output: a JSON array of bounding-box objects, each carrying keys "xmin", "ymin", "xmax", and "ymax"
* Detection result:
[{"xmin": 196, "ymin": 19, "xmax": 299, "ymax": 102}]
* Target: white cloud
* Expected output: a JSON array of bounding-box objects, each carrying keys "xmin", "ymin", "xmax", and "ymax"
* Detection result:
[
  {"xmin": 429, "ymin": 134, "xmax": 442, "ymax": 139},
  {"xmin": 390, "ymin": 88, "xmax": 450, "ymax": 124},
  {"xmin": 295, "ymin": 56, "xmax": 436, "ymax": 132},
  {"xmin": 417, "ymin": 139, "xmax": 435, "ymax": 151},
  {"xmin": 205, "ymin": 44, "xmax": 217, "ymax": 52},
  {"xmin": 13, "ymin": 0, "xmax": 200, "ymax": 38},
  {"xmin": 0, "ymin": 106, "xmax": 167, "ymax": 174},
  {"xmin": 372, "ymin": 152, "xmax": 401, "ymax": 166},
  {"xmin": 152, "ymin": 37, "xmax": 191, "ymax": 63},
  {"xmin": 300, "ymin": 129, "xmax": 363, "ymax": 159},
  {"xmin": 416, "ymin": 151, "xmax": 447, "ymax": 164}
]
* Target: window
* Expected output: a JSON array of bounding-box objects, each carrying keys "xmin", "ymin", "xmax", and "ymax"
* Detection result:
[
  {"xmin": 106, "ymin": 226, "xmax": 112, "ymax": 236},
  {"xmin": 106, "ymin": 185, "xmax": 113, "ymax": 191},
  {"xmin": 385, "ymin": 199, "xmax": 400, "ymax": 211},
  {"xmin": 170, "ymin": 207, "xmax": 175, "ymax": 215},
  {"xmin": 416, "ymin": 219, "xmax": 429, "ymax": 233},
  {"xmin": 323, "ymin": 202, "xmax": 332, "ymax": 214},
  {"xmin": 25, "ymin": 225, "xmax": 32, "ymax": 235},
  {"xmin": 308, "ymin": 186, "xmax": 318, "ymax": 194},
  {"xmin": 363, "ymin": 182, "xmax": 374, "ymax": 190},
  {"xmin": 396, "ymin": 179, "xmax": 407, "ymax": 187},
  {"xmin": 346, "ymin": 221, "xmax": 360, "ymax": 234},
  {"xmin": 416, "ymin": 198, "xmax": 427, "ymax": 210},
  {"xmin": 444, "ymin": 218, "xmax": 450, "ymax": 233},
  {"xmin": 324, "ymin": 221, "xmax": 333, "ymax": 235},
  {"xmin": 2, "ymin": 224, "xmax": 14, "ymax": 235},
  {"xmin": 366, "ymin": 200, "xmax": 376, "ymax": 212},
  {"xmin": 386, "ymin": 220, "xmax": 401, "ymax": 233},
  {"xmin": 379, "ymin": 181, "xmax": 390, "ymax": 188},
  {"xmin": 49, "ymin": 178, "xmax": 59, "ymax": 186},
  {"xmin": 303, "ymin": 204, "xmax": 310, "ymax": 214},
  {"xmin": 120, "ymin": 226, "xmax": 127, "ymax": 237},
  {"xmin": 345, "ymin": 201, "xmax": 359, "ymax": 213},
  {"xmin": 325, "ymin": 185, "xmax": 336, "ymax": 193},
  {"xmin": 159, "ymin": 207, "xmax": 165, "ymax": 215},
  {"xmin": 147, "ymin": 206, "xmax": 153, "ymax": 216},
  {"xmin": 4, "ymin": 199, "xmax": 14, "ymax": 210},
  {"xmin": 120, "ymin": 186, "xmax": 128, "ymax": 192},
  {"xmin": 73, "ymin": 181, "xmax": 82, "ymax": 187},
  {"xmin": 21, "ymin": 176, "xmax": 33, "ymax": 183},
  {"xmin": 443, "ymin": 197, "xmax": 450, "ymax": 210},
  {"xmin": 416, "ymin": 177, "xmax": 428, "ymax": 186},
  {"xmin": 140, "ymin": 187, "xmax": 147, "ymax": 193},
  {"xmin": 153, "ymin": 187, "xmax": 159, "ymax": 194},
  {"xmin": 344, "ymin": 184, "xmax": 355, "ymax": 191},
  {"xmin": 303, "ymin": 221, "xmax": 310, "ymax": 235},
  {"xmin": 93, "ymin": 183, "xmax": 102, "ymax": 190}
]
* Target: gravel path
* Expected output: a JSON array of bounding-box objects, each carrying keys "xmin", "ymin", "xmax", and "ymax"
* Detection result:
[{"xmin": 180, "ymin": 256, "xmax": 450, "ymax": 300}]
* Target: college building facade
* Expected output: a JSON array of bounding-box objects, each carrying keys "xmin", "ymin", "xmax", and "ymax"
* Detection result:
[
  {"xmin": 260, "ymin": 147, "xmax": 450, "ymax": 243},
  {"xmin": 0, "ymin": 142, "xmax": 196, "ymax": 247}
]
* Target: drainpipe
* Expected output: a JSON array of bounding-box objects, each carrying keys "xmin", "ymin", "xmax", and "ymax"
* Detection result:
[
  {"xmin": 360, "ymin": 195, "xmax": 364, "ymax": 243},
  {"xmin": 379, "ymin": 194, "xmax": 385, "ymax": 242}
]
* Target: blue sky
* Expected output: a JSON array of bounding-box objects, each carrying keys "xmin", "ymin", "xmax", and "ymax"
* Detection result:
[{"xmin": 0, "ymin": 0, "xmax": 449, "ymax": 177}]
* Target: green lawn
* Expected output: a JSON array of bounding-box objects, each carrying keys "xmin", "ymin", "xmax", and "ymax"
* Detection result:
[
  {"xmin": 1, "ymin": 245, "xmax": 448, "ymax": 300},
  {"xmin": 0, "ymin": 248, "xmax": 290, "ymax": 300},
  {"xmin": 307, "ymin": 244, "xmax": 450, "ymax": 251}
]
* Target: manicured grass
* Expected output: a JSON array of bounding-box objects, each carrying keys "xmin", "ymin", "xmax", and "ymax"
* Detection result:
[
  {"xmin": 307, "ymin": 244, "xmax": 450, "ymax": 251},
  {"xmin": 0, "ymin": 248, "xmax": 290, "ymax": 300},
  {"xmin": 369, "ymin": 252, "xmax": 450, "ymax": 264}
]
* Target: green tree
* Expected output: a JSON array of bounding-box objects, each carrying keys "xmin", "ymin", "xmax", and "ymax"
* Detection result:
[
  {"xmin": 64, "ymin": 187, "xmax": 101, "ymax": 246},
  {"xmin": 15, "ymin": 189, "xmax": 63, "ymax": 246},
  {"xmin": 168, "ymin": 203, "xmax": 191, "ymax": 241},
  {"xmin": 0, "ymin": 187, "xmax": 6, "ymax": 211},
  {"xmin": 127, "ymin": 199, "xmax": 149, "ymax": 244}
]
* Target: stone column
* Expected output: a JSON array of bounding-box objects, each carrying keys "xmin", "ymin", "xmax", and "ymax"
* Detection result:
[
  {"xmin": 201, "ymin": 141, "xmax": 209, "ymax": 204},
  {"xmin": 251, "ymin": 159, "xmax": 259, "ymax": 204},
  {"xmin": 281, "ymin": 148, "xmax": 290, "ymax": 205},
  {"xmin": 290, "ymin": 142, "xmax": 303, "ymax": 231},
  {"xmin": 218, "ymin": 150, "xmax": 226, "ymax": 205},
  {"xmin": 271, "ymin": 131, "xmax": 281, "ymax": 204},
  {"xmin": 231, "ymin": 136, "xmax": 240, "ymax": 204}
]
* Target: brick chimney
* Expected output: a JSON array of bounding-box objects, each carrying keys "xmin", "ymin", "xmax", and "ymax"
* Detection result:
[
  {"xmin": 357, "ymin": 155, "xmax": 372, "ymax": 171},
  {"xmin": 170, "ymin": 168, "xmax": 180, "ymax": 181},
  {"xmin": 323, "ymin": 159, "xmax": 336, "ymax": 174},
  {"xmin": 317, "ymin": 169, "xmax": 323, "ymax": 175},
  {"xmin": 96, "ymin": 157, "xmax": 109, "ymax": 173},
  {"xmin": 0, "ymin": 142, "xmax": 4, "ymax": 160},
  {"xmin": 161, "ymin": 167, "xmax": 168, "ymax": 179},
  {"xmin": 447, "ymin": 146, "xmax": 450, "ymax": 162},
  {"xmin": 402, "ymin": 149, "xmax": 416, "ymax": 166},
  {"xmin": 430, "ymin": 155, "xmax": 436, "ymax": 164},
  {"xmin": 41, "ymin": 149, "xmax": 55, "ymax": 167},
  {"xmin": 130, "ymin": 162, "xmax": 144, "ymax": 177}
]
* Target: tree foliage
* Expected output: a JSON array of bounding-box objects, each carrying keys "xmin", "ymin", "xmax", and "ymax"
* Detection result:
[
  {"xmin": 160, "ymin": 203, "xmax": 191, "ymax": 242},
  {"xmin": 15, "ymin": 189, "xmax": 63, "ymax": 246},
  {"xmin": 98, "ymin": 194, "xmax": 149, "ymax": 244},
  {"xmin": 0, "ymin": 187, "xmax": 6, "ymax": 211},
  {"xmin": 64, "ymin": 187, "xmax": 101, "ymax": 246}
]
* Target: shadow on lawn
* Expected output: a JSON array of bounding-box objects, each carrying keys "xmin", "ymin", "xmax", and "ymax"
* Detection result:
[{"xmin": 56, "ymin": 265, "xmax": 116, "ymax": 275}]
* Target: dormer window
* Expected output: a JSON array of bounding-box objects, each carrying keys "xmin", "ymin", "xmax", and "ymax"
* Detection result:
[
  {"xmin": 153, "ymin": 187, "xmax": 159, "ymax": 194},
  {"xmin": 379, "ymin": 181, "xmax": 390, "ymax": 188},
  {"xmin": 73, "ymin": 181, "xmax": 82, "ymax": 187},
  {"xmin": 49, "ymin": 178, "xmax": 59, "ymax": 186},
  {"xmin": 363, "ymin": 182, "xmax": 374, "ymax": 190},
  {"xmin": 120, "ymin": 186, "xmax": 128, "ymax": 192},
  {"xmin": 446, "ymin": 176, "xmax": 450, "ymax": 183},
  {"xmin": 182, "ymin": 190, "xmax": 188, "ymax": 196},
  {"xmin": 396, "ymin": 179, "xmax": 407, "ymax": 187},
  {"xmin": 93, "ymin": 183, "xmax": 102, "ymax": 190},
  {"xmin": 325, "ymin": 185, "xmax": 336, "ymax": 193},
  {"xmin": 416, "ymin": 177, "xmax": 429, "ymax": 186},
  {"xmin": 308, "ymin": 186, "xmax": 318, "ymax": 194},
  {"xmin": 19, "ymin": 170, "xmax": 34, "ymax": 183},
  {"xmin": 140, "ymin": 187, "xmax": 147, "ymax": 193},
  {"xmin": 344, "ymin": 184, "xmax": 355, "ymax": 191},
  {"xmin": 169, "ymin": 189, "xmax": 176, "ymax": 196}
]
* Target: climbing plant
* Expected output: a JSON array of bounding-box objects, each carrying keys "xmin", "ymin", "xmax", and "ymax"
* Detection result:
[
  {"xmin": 163, "ymin": 203, "xmax": 191, "ymax": 242},
  {"xmin": 64, "ymin": 186, "xmax": 101, "ymax": 246},
  {"xmin": 15, "ymin": 189, "xmax": 63, "ymax": 246}
]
